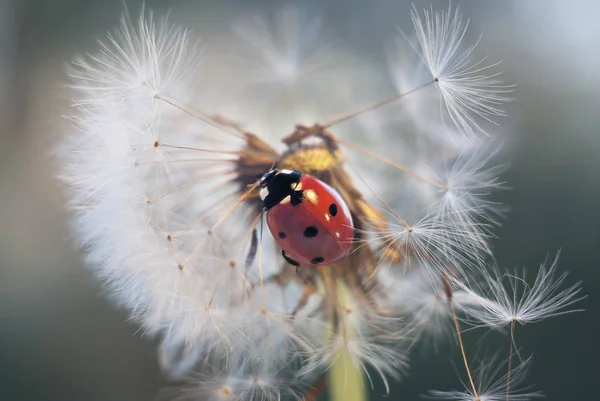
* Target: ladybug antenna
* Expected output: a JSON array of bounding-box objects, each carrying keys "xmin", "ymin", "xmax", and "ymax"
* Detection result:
[
  {"xmin": 257, "ymin": 213, "xmax": 267, "ymax": 310},
  {"xmin": 320, "ymin": 79, "xmax": 436, "ymax": 128}
]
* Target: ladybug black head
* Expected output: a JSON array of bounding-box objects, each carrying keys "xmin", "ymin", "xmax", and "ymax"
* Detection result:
[
  {"xmin": 259, "ymin": 169, "xmax": 302, "ymax": 210},
  {"xmin": 259, "ymin": 169, "xmax": 279, "ymax": 188}
]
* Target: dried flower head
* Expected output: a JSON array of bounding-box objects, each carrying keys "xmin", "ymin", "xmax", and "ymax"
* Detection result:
[{"xmin": 58, "ymin": 4, "xmax": 583, "ymax": 401}]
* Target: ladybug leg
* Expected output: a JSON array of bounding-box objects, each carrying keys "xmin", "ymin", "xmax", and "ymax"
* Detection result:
[
  {"xmin": 281, "ymin": 250, "xmax": 300, "ymax": 269},
  {"xmin": 244, "ymin": 228, "xmax": 259, "ymax": 269}
]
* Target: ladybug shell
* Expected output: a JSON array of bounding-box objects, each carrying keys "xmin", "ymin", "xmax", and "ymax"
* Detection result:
[{"xmin": 266, "ymin": 175, "xmax": 354, "ymax": 266}]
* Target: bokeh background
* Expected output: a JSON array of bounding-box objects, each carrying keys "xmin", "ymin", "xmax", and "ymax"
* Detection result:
[{"xmin": 1, "ymin": 0, "xmax": 598, "ymax": 400}]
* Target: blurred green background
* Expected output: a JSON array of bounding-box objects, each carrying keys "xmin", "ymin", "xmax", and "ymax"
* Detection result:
[{"xmin": 1, "ymin": 0, "xmax": 598, "ymax": 400}]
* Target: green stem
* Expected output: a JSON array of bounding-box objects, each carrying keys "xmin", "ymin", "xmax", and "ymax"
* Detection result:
[
  {"xmin": 328, "ymin": 281, "xmax": 367, "ymax": 401},
  {"xmin": 329, "ymin": 347, "xmax": 366, "ymax": 401}
]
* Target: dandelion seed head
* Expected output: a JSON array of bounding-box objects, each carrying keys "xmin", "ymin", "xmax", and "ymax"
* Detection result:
[
  {"xmin": 57, "ymin": 3, "xmax": 582, "ymax": 400},
  {"xmin": 62, "ymin": 3, "xmax": 495, "ymax": 386}
]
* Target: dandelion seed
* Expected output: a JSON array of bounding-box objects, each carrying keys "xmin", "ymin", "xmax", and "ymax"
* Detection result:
[
  {"xmin": 359, "ymin": 206, "xmax": 489, "ymax": 280},
  {"xmin": 455, "ymin": 251, "xmax": 585, "ymax": 328},
  {"xmin": 429, "ymin": 143, "xmax": 509, "ymax": 258},
  {"xmin": 377, "ymin": 269, "xmax": 483, "ymax": 345},
  {"xmin": 427, "ymin": 354, "xmax": 543, "ymax": 401},
  {"xmin": 399, "ymin": 5, "xmax": 514, "ymax": 140},
  {"xmin": 69, "ymin": 7, "xmax": 202, "ymax": 113},
  {"xmin": 213, "ymin": 4, "xmax": 365, "ymax": 132},
  {"xmin": 231, "ymin": 4, "xmax": 337, "ymax": 86}
]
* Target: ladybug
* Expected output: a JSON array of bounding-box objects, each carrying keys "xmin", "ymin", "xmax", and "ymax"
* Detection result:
[{"xmin": 259, "ymin": 169, "xmax": 355, "ymax": 268}]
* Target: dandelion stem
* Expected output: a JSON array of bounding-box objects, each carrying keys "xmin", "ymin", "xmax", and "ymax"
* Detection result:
[
  {"xmin": 329, "ymin": 346, "xmax": 367, "ymax": 401},
  {"xmin": 506, "ymin": 319, "xmax": 516, "ymax": 401},
  {"xmin": 337, "ymin": 138, "xmax": 448, "ymax": 190},
  {"xmin": 442, "ymin": 272, "xmax": 478, "ymax": 399},
  {"xmin": 209, "ymin": 181, "xmax": 259, "ymax": 232},
  {"xmin": 328, "ymin": 282, "xmax": 367, "ymax": 401},
  {"xmin": 345, "ymin": 162, "xmax": 411, "ymax": 227},
  {"xmin": 155, "ymin": 95, "xmax": 244, "ymax": 139},
  {"xmin": 322, "ymin": 79, "xmax": 436, "ymax": 127},
  {"xmin": 450, "ymin": 302, "xmax": 478, "ymax": 400}
]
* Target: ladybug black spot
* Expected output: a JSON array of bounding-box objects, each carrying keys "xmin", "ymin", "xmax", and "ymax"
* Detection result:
[
  {"xmin": 329, "ymin": 203, "xmax": 338, "ymax": 217},
  {"xmin": 310, "ymin": 257, "xmax": 325, "ymax": 264},
  {"xmin": 278, "ymin": 232, "xmax": 286, "ymax": 239},
  {"xmin": 304, "ymin": 226, "xmax": 318, "ymax": 238}
]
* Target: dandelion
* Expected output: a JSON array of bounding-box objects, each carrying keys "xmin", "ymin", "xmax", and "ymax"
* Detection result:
[{"xmin": 57, "ymin": 3, "xmax": 583, "ymax": 401}]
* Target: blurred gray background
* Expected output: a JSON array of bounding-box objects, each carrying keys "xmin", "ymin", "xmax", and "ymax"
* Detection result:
[{"xmin": 1, "ymin": 0, "xmax": 598, "ymax": 400}]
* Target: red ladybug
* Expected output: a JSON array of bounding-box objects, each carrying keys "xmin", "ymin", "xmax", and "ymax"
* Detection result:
[{"xmin": 259, "ymin": 169, "xmax": 355, "ymax": 268}]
